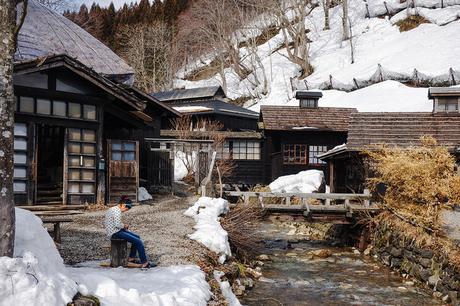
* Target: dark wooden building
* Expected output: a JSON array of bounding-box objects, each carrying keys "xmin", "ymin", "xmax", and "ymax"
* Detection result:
[
  {"xmin": 12, "ymin": 1, "xmax": 177, "ymax": 206},
  {"xmin": 320, "ymin": 87, "xmax": 460, "ymax": 193},
  {"xmin": 152, "ymin": 86, "xmax": 264, "ymax": 185},
  {"xmin": 260, "ymin": 92, "xmax": 357, "ymax": 184}
]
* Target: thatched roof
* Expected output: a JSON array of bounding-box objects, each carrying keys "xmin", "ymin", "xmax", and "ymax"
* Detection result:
[
  {"xmin": 260, "ymin": 106, "xmax": 357, "ymax": 132},
  {"xmin": 15, "ymin": 0, "xmax": 134, "ymax": 83}
]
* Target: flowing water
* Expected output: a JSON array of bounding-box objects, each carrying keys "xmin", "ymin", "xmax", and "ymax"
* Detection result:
[{"xmin": 241, "ymin": 222, "xmax": 441, "ymax": 306}]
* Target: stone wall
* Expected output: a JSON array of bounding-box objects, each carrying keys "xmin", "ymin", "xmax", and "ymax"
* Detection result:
[{"xmin": 371, "ymin": 223, "xmax": 460, "ymax": 305}]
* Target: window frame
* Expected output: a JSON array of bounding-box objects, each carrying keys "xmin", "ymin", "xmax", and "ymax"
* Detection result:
[
  {"xmin": 308, "ymin": 145, "xmax": 328, "ymax": 165},
  {"xmin": 283, "ymin": 144, "xmax": 308, "ymax": 165},
  {"xmin": 111, "ymin": 141, "xmax": 137, "ymax": 161}
]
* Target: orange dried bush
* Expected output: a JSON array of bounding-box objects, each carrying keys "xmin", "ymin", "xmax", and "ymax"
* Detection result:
[{"xmin": 366, "ymin": 136, "xmax": 459, "ymax": 233}]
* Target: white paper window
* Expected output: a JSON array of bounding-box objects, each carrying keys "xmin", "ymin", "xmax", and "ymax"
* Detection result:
[
  {"xmin": 14, "ymin": 123, "xmax": 27, "ymax": 136},
  {"xmin": 83, "ymin": 104, "xmax": 96, "ymax": 120},
  {"xmin": 13, "ymin": 182, "xmax": 26, "ymax": 192},
  {"xmin": 69, "ymin": 103, "xmax": 81, "ymax": 118},
  {"xmin": 308, "ymin": 145, "xmax": 328, "ymax": 164},
  {"xmin": 53, "ymin": 101, "xmax": 67, "ymax": 117},
  {"xmin": 14, "ymin": 167, "xmax": 27, "ymax": 178},
  {"xmin": 14, "ymin": 138, "xmax": 27, "ymax": 150},
  {"xmin": 19, "ymin": 97, "xmax": 34, "ymax": 113},
  {"xmin": 14, "ymin": 153, "xmax": 27, "ymax": 164},
  {"xmin": 36, "ymin": 99, "xmax": 51, "ymax": 115}
]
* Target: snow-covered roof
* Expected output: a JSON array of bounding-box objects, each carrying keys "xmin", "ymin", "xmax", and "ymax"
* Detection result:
[
  {"xmin": 428, "ymin": 87, "xmax": 460, "ymax": 97},
  {"xmin": 151, "ymin": 86, "xmax": 226, "ymax": 102},
  {"xmin": 171, "ymin": 100, "xmax": 259, "ymax": 119},
  {"xmin": 15, "ymin": 0, "xmax": 134, "ymax": 82}
]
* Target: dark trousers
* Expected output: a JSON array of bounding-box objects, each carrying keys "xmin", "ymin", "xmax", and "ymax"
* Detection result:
[{"xmin": 112, "ymin": 229, "xmax": 148, "ymax": 263}]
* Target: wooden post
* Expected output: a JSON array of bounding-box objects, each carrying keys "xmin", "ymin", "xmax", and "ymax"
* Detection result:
[
  {"xmin": 53, "ymin": 222, "xmax": 61, "ymax": 244},
  {"xmin": 110, "ymin": 238, "xmax": 127, "ymax": 267},
  {"xmin": 244, "ymin": 194, "xmax": 249, "ymax": 205},
  {"xmin": 285, "ymin": 197, "xmax": 291, "ymax": 205},
  {"xmin": 96, "ymin": 108, "xmax": 105, "ymax": 205},
  {"xmin": 364, "ymin": 188, "xmax": 370, "ymax": 207}
]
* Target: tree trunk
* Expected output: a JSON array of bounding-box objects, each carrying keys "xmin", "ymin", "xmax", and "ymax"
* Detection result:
[
  {"xmin": 323, "ymin": 0, "xmax": 330, "ymax": 30},
  {"xmin": 342, "ymin": 0, "xmax": 350, "ymax": 40},
  {"xmin": 0, "ymin": 0, "xmax": 18, "ymax": 257}
]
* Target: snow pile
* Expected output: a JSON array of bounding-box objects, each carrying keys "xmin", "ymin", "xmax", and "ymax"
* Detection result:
[
  {"xmin": 138, "ymin": 187, "xmax": 153, "ymax": 202},
  {"xmin": 269, "ymin": 170, "xmax": 324, "ymax": 193},
  {"xmin": 0, "ymin": 208, "xmax": 77, "ymax": 306},
  {"xmin": 69, "ymin": 264, "xmax": 211, "ymax": 306},
  {"xmin": 213, "ymin": 271, "xmax": 242, "ymax": 306},
  {"xmin": 184, "ymin": 197, "xmax": 231, "ymax": 263},
  {"xmin": 174, "ymin": 151, "xmax": 190, "ymax": 181}
]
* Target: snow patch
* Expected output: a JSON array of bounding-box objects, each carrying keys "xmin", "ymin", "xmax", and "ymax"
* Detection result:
[
  {"xmin": 68, "ymin": 264, "xmax": 211, "ymax": 306},
  {"xmin": 0, "ymin": 208, "xmax": 77, "ymax": 306},
  {"xmin": 138, "ymin": 187, "xmax": 153, "ymax": 202},
  {"xmin": 184, "ymin": 197, "xmax": 231, "ymax": 263},
  {"xmin": 213, "ymin": 271, "xmax": 242, "ymax": 306},
  {"xmin": 269, "ymin": 170, "xmax": 324, "ymax": 193}
]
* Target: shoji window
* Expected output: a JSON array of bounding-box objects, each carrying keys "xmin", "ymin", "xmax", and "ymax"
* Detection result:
[{"xmin": 13, "ymin": 123, "xmax": 28, "ymax": 194}]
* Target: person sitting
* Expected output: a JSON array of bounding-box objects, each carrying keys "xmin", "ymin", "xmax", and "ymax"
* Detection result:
[{"xmin": 104, "ymin": 196, "xmax": 150, "ymax": 268}]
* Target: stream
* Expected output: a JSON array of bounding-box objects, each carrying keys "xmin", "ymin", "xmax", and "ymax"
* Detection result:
[{"xmin": 241, "ymin": 221, "xmax": 441, "ymax": 306}]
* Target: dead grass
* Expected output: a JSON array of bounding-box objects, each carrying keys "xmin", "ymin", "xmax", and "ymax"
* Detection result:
[
  {"xmin": 221, "ymin": 203, "xmax": 265, "ymax": 263},
  {"xmin": 395, "ymin": 15, "xmax": 430, "ymax": 32},
  {"xmin": 366, "ymin": 136, "xmax": 460, "ymax": 233}
]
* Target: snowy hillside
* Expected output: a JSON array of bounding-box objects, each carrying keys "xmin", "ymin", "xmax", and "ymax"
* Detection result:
[{"xmin": 175, "ymin": 0, "xmax": 460, "ymax": 112}]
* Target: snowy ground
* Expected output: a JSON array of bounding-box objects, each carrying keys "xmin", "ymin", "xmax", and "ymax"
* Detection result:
[
  {"xmin": 0, "ymin": 196, "xmax": 216, "ymax": 306},
  {"xmin": 175, "ymin": 0, "xmax": 460, "ymax": 113}
]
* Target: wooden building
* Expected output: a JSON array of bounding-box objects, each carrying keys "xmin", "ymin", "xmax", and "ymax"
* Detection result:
[
  {"xmin": 153, "ymin": 87, "xmax": 264, "ymax": 185},
  {"xmin": 320, "ymin": 87, "xmax": 460, "ymax": 193},
  {"xmin": 259, "ymin": 92, "xmax": 357, "ymax": 184},
  {"xmin": 12, "ymin": 1, "xmax": 178, "ymax": 206}
]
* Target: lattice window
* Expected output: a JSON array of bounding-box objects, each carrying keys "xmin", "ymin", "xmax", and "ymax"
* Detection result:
[
  {"xmin": 283, "ymin": 144, "xmax": 307, "ymax": 164},
  {"xmin": 308, "ymin": 145, "xmax": 328, "ymax": 164},
  {"xmin": 232, "ymin": 141, "xmax": 260, "ymax": 160}
]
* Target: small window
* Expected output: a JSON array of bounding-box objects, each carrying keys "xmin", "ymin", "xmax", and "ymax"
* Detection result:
[
  {"xmin": 308, "ymin": 145, "xmax": 328, "ymax": 164},
  {"xmin": 19, "ymin": 97, "xmax": 34, "ymax": 113},
  {"xmin": 53, "ymin": 101, "xmax": 67, "ymax": 117},
  {"xmin": 231, "ymin": 141, "xmax": 261, "ymax": 160},
  {"xmin": 300, "ymin": 99, "xmax": 317, "ymax": 108},
  {"xmin": 69, "ymin": 103, "xmax": 81, "ymax": 118},
  {"xmin": 283, "ymin": 144, "xmax": 307, "ymax": 164},
  {"xmin": 13, "ymin": 182, "xmax": 26, "ymax": 192},
  {"xmin": 14, "ymin": 123, "xmax": 27, "ymax": 136},
  {"xmin": 82, "ymin": 143, "xmax": 96, "ymax": 154},
  {"xmin": 14, "ymin": 138, "xmax": 27, "ymax": 150},
  {"xmin": 68, "ymin": 129, "xmax": 81, "ymax": 141},
  {"xmin": 14, "ymin": 167, "xmax": 27, "ymax": 178},
  {"xmin": 36, "ymin": 98, "xmax": 51, "ymax": 115},
  {"xmin": 83, "ymin": 104, "xmax": 96, "ymax": 120},
  {"xmin": 82, "ymin": 129, "xmax": 96, "ymax": 142},
  {"xmin": 111, "ymin": 141, "xmax": 136, "ymax": 161},
  {"xmin": 437, "ymin": 98, "xmax": 458, "ymax": 112},
  {"xmin": 14, "ymin": 153, "xmax": 27, "ymax": 164}
]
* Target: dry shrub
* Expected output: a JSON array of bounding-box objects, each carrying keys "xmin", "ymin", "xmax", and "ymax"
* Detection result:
[
  {"xmin": 395, "ymin": 15, "xmax": 430, "ymax": 32},
  {"xmin": 221, "ymin": 203, "xmax": 266, "ymax": 263},
  {"xmin": 366, "ymin": 136, "xmax": 460, "ymax": 232}
]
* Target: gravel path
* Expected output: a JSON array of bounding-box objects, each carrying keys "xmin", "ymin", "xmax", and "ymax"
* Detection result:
[{"xmin": 58, "ymin": 195, "xmax": 209, "ymax": 266}]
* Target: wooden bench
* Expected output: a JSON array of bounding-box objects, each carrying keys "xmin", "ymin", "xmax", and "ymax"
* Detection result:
[
  {"xmin": 41, "ymin": 218, "xmax": 73, "ymax": 244},
  {"xmin": 110, "ymin": 238, "xmax": 128, "ymax": 267}
]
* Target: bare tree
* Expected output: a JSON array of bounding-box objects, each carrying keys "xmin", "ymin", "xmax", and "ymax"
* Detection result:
[
  {"xmin": 37, "ymin": 0, "xmax": 73, "ymax": 11},
  {"xmin": 0, "ymin": 0, "xmax": 27, "ymax": 257},
  {"xmin": 322, "ymin": 0, "xmax": 330, "ymax": 30},
  {"xmin": 268, "ymin": 0, "xmax": 316, "ymax": 78},
  {"xmin": 342, "ymin": 0, "xmax": 350, "ymax": 40},
  {"xmin": 119, "ymin": 22, "xmax": 177, "ymax": 92}
]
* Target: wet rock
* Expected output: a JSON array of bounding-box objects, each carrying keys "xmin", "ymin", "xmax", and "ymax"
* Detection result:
[
  {"xmin": 397, "ymin": 286, "xmax": 408, "ymax": 292},
  {"xmin": 418, "ymin": 249, "xmax": 434, "ymax": 259},
  {"xmin": 420, "ymin": 268, "xmax": 431, "ymax": 282},
  {"xmin": 449, "ymin": 291, "xmax": 459, "ymax": 306},
  {"xmin": 339, "ymin": 283, "xmax": 353, "ymax": 290},
  {"xmin": 428, "ymin": 274, "xmax": 440, "ymax": 288},
  {"xmin": 390, "ymin": 248, "xmax": 402, "ymax": 258},
  {"xmin": 254, "ymin": 260, "xmax": 264, "ymax": 267},
  {"xmin": 381, "ymin": 253, "xmax": 391, "ymax": 266},
  {"xmin": 69, "ymin": 293, "xmax": 100, "ymax": 306},
  {"xmin": 246, "ymin": 267, "xmax": 262, "ymax": 279},
  {"xmin": 419, "ymin": 258, "xmax": 432, "ymax": 269},
  {"xmin": 403, "ymin": 250, "xmax": 415, "ymax": 261},
  {"xmin": 241, "ymin": 277, "xmax": 254, "ymax": 289},
  {"xmin": 308, "ymin": 249, "xmax": 332, "ymax": 258},
  {"xmin": 257, "ymin": 254, "xmax": 271, "ymax": 261},
  {"xmin": 391, "ymin": 258, "xmax": 402, "ymax": 269},
  {"xmin": 265, "ymin": 239, "xmax": 289, "ymax": 250}
]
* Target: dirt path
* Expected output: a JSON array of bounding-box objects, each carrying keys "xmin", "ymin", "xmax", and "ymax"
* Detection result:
[{"xmin": 58, "ymin": 195, "xmax": 209, "ymax": 266}]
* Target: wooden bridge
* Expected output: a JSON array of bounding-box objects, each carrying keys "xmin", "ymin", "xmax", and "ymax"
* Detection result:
[{"xmin": 225, "ymin": 191, "xmax": 381, "ymax": 224}]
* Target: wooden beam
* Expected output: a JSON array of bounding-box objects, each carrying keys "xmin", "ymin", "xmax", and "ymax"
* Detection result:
[{"xmin": 226, "ymin": 191, "xmax": 372, "ymax": 200}]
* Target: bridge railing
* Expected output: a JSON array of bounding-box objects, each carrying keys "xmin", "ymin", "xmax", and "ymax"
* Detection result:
[{"xmin": 225, "ymin": 190, "xmax": 372, "ymax": 208}]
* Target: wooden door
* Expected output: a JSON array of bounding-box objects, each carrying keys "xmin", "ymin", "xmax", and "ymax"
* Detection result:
[
  {"xmin": 64, "ymin": 128, "xmax": 97, "ymax": 204},
  {"xmin": 107, "ymin": 140, "xmax": 139, "ymax": 203}
]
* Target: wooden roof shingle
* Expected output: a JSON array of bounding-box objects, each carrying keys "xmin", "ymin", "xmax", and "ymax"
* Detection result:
[
  {"xmin": 347, "ymin": 112, "xmax": 460, "ymax": 151},
  {"xmin": 15, "ymin": 0, "xmax": 134, "ymax": 81},
  {"xmin": 260, "ymin": 106, "xmax": 357, "ymax": 132}
]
